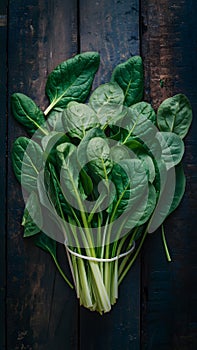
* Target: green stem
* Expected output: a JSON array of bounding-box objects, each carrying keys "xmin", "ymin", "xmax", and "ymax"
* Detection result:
[
  {"xmin": 118, "ymin": 228, "xmax": 148, "ymax": 285},
  {"xmin": 161, "ymin": 225, "xmax": 172, "ymax": 262},
  {"xmin": 52, "ymin": 254, "xmax": 74, "ymax": 289}
]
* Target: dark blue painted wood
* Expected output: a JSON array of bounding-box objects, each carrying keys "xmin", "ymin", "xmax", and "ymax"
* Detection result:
[
  {"xmin": 0, "ymin": 1, "xmax": 7, "ymax": 349},
  {"xmin": 141, "ymin": 0, "xmax": 197, "ymax": 349}
]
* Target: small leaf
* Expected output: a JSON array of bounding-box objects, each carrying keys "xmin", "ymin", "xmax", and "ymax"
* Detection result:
[
  {"xmin": 22, "ymin": 192, "xmax": 42, "ymax": 237},
  {"xmin": 157, "ymin": 94, "xmax": 192, "ymax": 139},
  {"xmin": 156, "ymin": 131, "xmax": 184, "ymax": 170},
  {"xmin": 111, "ymin": 56, "xmax": 143, "ymax": 106},
  {"xmin": 62, "ymin": 102, "xmax": 99, "ymax": 139},
  {"xmin": 11, "ymin": 93, "xmax": 48, "ymax": 136},
  {"xmin": 45, "ymin": 52, "xmax": 100, "ymax": 114},
  {"xmin": 12, "ymin": 137, "xmax": 43, "ymax": 192}
]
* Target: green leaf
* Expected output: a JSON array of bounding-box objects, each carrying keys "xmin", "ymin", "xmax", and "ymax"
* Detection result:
[
  {"xmin": 62, "ymin": 101, "xmax": 99, "ymax": 139},
  {"xmin": 168, "ymin": 163, "xmax": 186, "ymax": 216},
  {"xmin": 47, "ymin": 109, "xmax": 64, "ymax": 132},
  {"xmin": 77, "ymin": 127, "xmax": 106, "ymax": 167},
  {"xmin": 111, "ymin": 56, "xmax": 143, "ymax": 106},
  {"xmin": 120, "ymin": 104, "xmax": 156, "ymax": 145},
  {"xmin": 128, "ymin": 101, "xmax": 156, "ymax": 124},
  {"xmin": 109, "ymin": 159, "xmax": 148, "ymax": 221},
  {"xmin": 125, "ymin": 184, "xmax": 157, "ymax": 229},
  {"xmin": 86, "ymin": 137, "xmax": 113, "ymax": 179},
  {"xmin": 11, "ymin": 93, "xmax": 48, "ymax": 136},
  {"xmin": 41, "ymin": 131, "xmax": 70, "ymax": 165},
  {"xmin": 12, "ymin": 137, "xmax": 43, "ymax": 192},
  {"xmin": 89, "ymin": 83, "xmax": 124, "ymax": 125},
  {"xmin": 34, "ymin": 232, "xmax": 56, "ymax": 256},
  {"xmin": 80, "ymin": 168, "xmax": 94, "ymax": 196},
  {"xmin": 157, "ymin": 94, "xmax": 192, "ymax": 139},
  {"xmin": 156, "ymin": 131, "xmax": 184, "ymax": 170},
  {"xmin": 45, "ymin": 52, "xmax": 100, "ymax": 114},
  {"xmin": 22, "ymin": 192, "xmax": 42, "ymax": 237},
  {"xmin": 56, "ymin": 142, "xmax": 86, "ymax": 205}
]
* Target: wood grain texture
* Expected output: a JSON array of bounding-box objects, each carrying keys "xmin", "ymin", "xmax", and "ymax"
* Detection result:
[
  {"xmin": 0, "ymin": 1, "xmax": 7, "ymax": 349},
  {"xmin": 79, "ymin": 1, "xmax": 141, "ymax": 349},
  {"xmin": 141, "ymin": 0, "xmax": 197, "ymax": 349},
  {"xmin": 7, "ymin": 1, "xmax": 78, "ymax": 349}
]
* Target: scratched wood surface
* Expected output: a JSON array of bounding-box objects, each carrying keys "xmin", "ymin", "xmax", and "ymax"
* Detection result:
[
  {"xmin": 141, "ymin": 0, "xmax": 197, "ymax": 349},
  {"xmin": 0, "ymin": 1, "xmax": 7, "ymax": 349},
  {"xmin": 1, "ymin": 0, "xmax": 197, "ymax": 349}
]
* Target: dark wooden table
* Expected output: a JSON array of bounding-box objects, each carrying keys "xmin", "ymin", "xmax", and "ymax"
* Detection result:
[{"xmin": 1, "ymin": 0, "xmax": 197, "ymax": 349}]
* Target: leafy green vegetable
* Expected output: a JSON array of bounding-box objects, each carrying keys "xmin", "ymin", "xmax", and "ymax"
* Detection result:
[
  {"xmin": 11, "ymin": 52, "xmax": 192, "ymax": 314},
  {"xmin": 111, "ymin": 56, "xmax": 143, "ymax": 106},
  {"xmin": 62, "ymin": 101, "xmax": 99, "ymax": 139},
  {"xmin": 12, "ymin": 137, "xmax": 43, "ymax": 192},
  {"xmin": 22, "ymin": 192, "xmax": 42, "ymax": 237},
  {"xmin": 11, "ymin": 93, "xmax": 48, "ymax": 136},
  {"xmin": 157, "ymin": 94, "xmax": 192, "ymax": 138},
  {"xmin": 45, "ymin": 52, "xmax": 100, "ymax": 115},
  {"xmin": 156, "ymin": 131, "xmax": 184, "ymax": 170}
]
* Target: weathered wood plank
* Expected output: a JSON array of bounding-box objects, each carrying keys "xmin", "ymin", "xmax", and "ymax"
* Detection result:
[
  {"xmin": 141, "ymin": 0, "xmax": 197, "ymax": 348},
  {"xmin": 7, "ymin": 1, "xmax": 78, "ymax": 349},
  {"xmin": 0, "ymin": 1, "xmax": 8, "ymax": 348},
  {"xmin": 79, "ymin": 1, "xmax": 141, "ymax": 349}
]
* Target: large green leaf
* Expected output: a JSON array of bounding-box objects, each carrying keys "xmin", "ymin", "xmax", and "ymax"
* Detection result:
[
  {"xmin": 156, "ymin": 131, "xmax": 184, "ymax": 170},
  {"xmin": 45, "ymin": 52, "xmax": 100, "ymax": 114},
  {"xmin": 22, "ymin": 192, "xmax": 42, "ymax": 237},
  {"xmin": 111, "ymin": 56, "xmax": 143, "ymax": 107},
  {"xmin": 157, "ymin": 94, "xmax": 192, "ymax": 139},
  {"xmin": 11, "ymin": 93, "xmax": 48, "ymax": 136},
  {"xmin": 89, "ymin": 82, "xmax": 124, "ymax": 125},
  {"xmin": 12, "ymin": 137, "xmax": 43, "ymax": 192},
  {"xmin": 62, "ymin": 102, "xmax": 99, "ymax": 139},
  {"xmin": 125, "ymin": 184, "xmax": 157, "ymax": 229},
  {"xmin": 109, "ymin": 159, "xmax": 148, "ymax": 221}
]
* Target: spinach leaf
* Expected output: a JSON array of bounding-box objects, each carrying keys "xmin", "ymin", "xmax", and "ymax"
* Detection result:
[
  {"xmin": 56, "ymin": 142, "xmax": 86, "ymax": 206},
  {"xmin": 86, "ymin": 137, "xmax": 113, "ymax": 179},
  {"xmin": 109, "ymin": 159, "xmax": 148, "ymax": 221},
  {"xmin": 45, "ymin": 52, "xmax": 100, "ymax": 114},
  {"xmin": 12, "ymin": 137, "xmax": 43, "ymax": 192},
  {"xmin": 156, "ymin": 131, "xmax": 184, "ymax": 170},
  {"xmin": 89, "ymin": 83, "xmax": 124, "ymax": 125},
  {"xmin": 77, "ymin": 127, "xmax": 106, "ymax": 167},
  {"xmin": 22, "ymin": 192, "xmax": 42, "ymax": 237},
  {"xmin": 11, "ymin": 93, "xmax": 48, "ymax": 136},
  {"xmin": 47, "ymin": 109, "xmax": 64, "ymax": 132},
  {"xmin": 62, "ymin": 102, "xmax": 99, "ymax": 139},
  {"xmin": 120, "ymin": 105, "xmax": 156, "ymax": 145},
  {"xmin": 124, "ymin": 184, "xmax": 157, "ymax": 229},
  {"xmin": 111, "ymin": 56, "xmax": 143, "ymax": 106},
  {"xmin": 157, "ymin": 94, "xmax": 192, "ymax": 139}
]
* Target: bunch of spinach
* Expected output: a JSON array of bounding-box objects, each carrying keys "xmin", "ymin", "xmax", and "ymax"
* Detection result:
[{"xmin": 11, "ymin": 52, "xmax": 192, "ymax": 314}]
